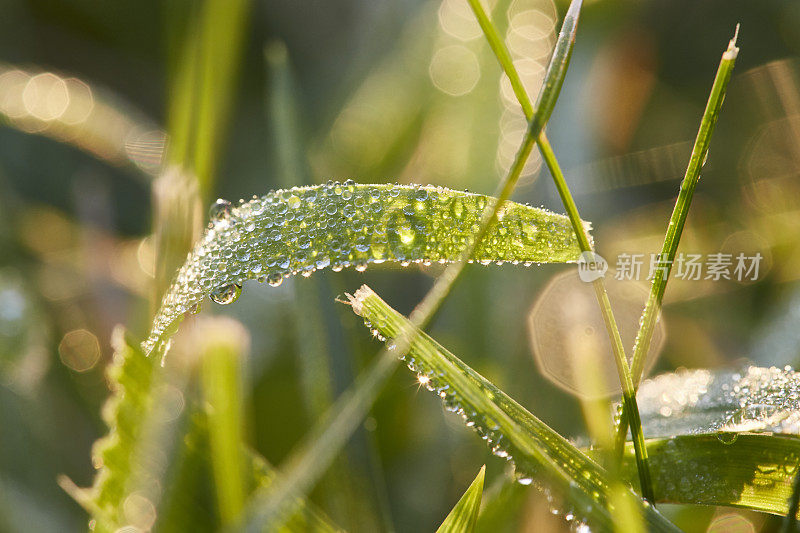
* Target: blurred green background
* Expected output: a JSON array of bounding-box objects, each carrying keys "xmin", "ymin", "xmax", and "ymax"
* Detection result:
[{"xmin": 1, "ymin": 0, "xmax": 799, "ymax": 531}]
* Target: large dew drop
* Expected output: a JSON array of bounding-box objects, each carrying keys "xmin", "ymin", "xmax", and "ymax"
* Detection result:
[
  {"xmin": 209, "ymin": 198, "xmax": 232, "ymax": 221},
  {"xmin": 209, "ymin": 283, "xmax": 242, "ymax": 305}
]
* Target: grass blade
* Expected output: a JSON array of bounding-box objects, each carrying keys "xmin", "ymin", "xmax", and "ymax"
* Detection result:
[
  {"xmin": 156, "ymin": 412, "xmax": 342, "ymax": 532},
  {"xmin": 619, "ymin": 434, "xmax": 800, "ymax": 517},
  {"xmin": 239, "ymin": 5, "xmax": 582, "ymax": 525},
  {"xmin": 467, "ymin": 0, "xmax": 655, "ymax": 502},
  {"xmin": 347, "ymin": 285, "xmax": 678, "ymax": 531},
  {"xmin": 0, "ymin": 63, "xmax": 163, "ymax": 176},
  {"xmin": 144, "ymin": 183, "xmax": 587, "ymax": 357},
  {"xmin": 612, "ymin": 366, "xmax": 800, "ymax": 517},
  {"xmin": 616, "ymin": 27, "xmax": 741, "ymax": 453},
  {"xmin": 58, "ymin": 327, "xmax": 182, "ymax": 531},
  {"xmin": 164, "ymin": 0, "xmax": 250, "ymax": 200},
  {"xmin": 628, "ymin": 27, "xmax": 741, "ymax": 386},
  {"xmin": 436, "ymin": 465, "xmax": 485, "ymax": 533},
  {"xmin": 198, "ymin": 318, "xmax": 248, "ymax": 526},
  {"xmin": 266, "ymin": 41, "xmax": 391, "ymax": 529}
]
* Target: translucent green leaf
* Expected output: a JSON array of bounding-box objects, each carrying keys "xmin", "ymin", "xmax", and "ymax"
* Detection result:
[
  {"xmin": 615, "ymin": 366, "xmax": 800, "ymax": 516},
  {"xmin": 63, "ymin": 327, "xmax": 159, "ymax": 530},
  {"xmin": 144, "ymin": 182, "xmax": 588, "ymax": 356},
  {"xmin": 347, "ymin": 285, "xmax": 678, "ymax": 532},
  {"xmin": 436, "ymin": 465, "xmax": 485, "ymax": 533},
  {"xmin": 63, "ymin": 327, "xmax": 341, "ymax": 532}
]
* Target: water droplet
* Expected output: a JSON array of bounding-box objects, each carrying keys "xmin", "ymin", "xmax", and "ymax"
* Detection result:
[
  {"xmin": 209, "ymin": 283, "xmax": 242, "ymax": 305},
  {"xmin": 209, "ymin": 198, "xmax": 232, "ymax": 221},
  {"xmin": 398, "ymin": 224, "xmax": 415, "ymax": 245},
  {"xmin": 287, "ymin": 195, "xmax": 301, "ymax": 209}
]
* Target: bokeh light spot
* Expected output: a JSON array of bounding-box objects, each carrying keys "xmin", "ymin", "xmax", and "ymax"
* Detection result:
[
  {"xmin": 528, "ymin": 271, "xmax": 665, "ymax": 398},
  {"xmin": 429, "ymin": 45, "xmax": 481, "ymax": 97},
  {"xmin": 58, "ymin": 329, "xmax": 101, "ymax": 372},
  {"xmin": 23, "ymin": 72, "xmax": 70, "ymax": 121}
]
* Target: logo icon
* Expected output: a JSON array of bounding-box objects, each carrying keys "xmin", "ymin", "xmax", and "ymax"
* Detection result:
[{"xmin": 577, "ymin": 251, "xmax": 607, "ymax": 282}]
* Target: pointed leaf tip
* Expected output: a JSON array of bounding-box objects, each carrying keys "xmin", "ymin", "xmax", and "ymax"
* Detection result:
[{"xmin": 436, "ymin": 465, "xmax": 486, "ymax": 533}]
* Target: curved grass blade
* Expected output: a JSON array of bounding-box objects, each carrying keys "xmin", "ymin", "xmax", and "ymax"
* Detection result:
[
  {"xmin": 144, "ymin": 182, "xmax": 587, "ymax": 357},
  {"xmin": 436, "ymin": 465, "xmax": 485, "ymax": 533},
  {"xmin": 348, "ymin": 285, "xmax": 679, "ymax": 531},
  {"xmin": 0, "ymin": 63, "xmax": 163, "ymax": 177},
  {"xmin": 611, "ymin": 366, "xmax": 800, "ymax": 517}
]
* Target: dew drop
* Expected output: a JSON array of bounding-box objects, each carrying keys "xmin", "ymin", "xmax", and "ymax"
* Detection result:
[
  {"xmin": 287, "ymin": 195, "xmax": 302, "ymax": 209},
  {"xmin": 398, "ymin": 225, "xmax": 415, "ymax": 245},
  {"xmin": 209, "ymin": 283, "xmax": 242, "ymax": 305},
  {"xmin": 209, "ymin": 198, "xmax": 232, "ymax": 221}
]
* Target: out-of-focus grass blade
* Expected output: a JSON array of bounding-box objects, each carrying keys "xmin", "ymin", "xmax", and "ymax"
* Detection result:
[
  {"xmin": 158, "ymin": 412, "xmax": 342, "ymax": 532},
  {"xmin": 60, "ymin": 326, "xmax": 341, "ymax": 532},
  {"xmin": 436, "ymin": 465, "xmax": 485, "ymax": 533},
  {"xmin": 58, "ymin": 327, "xmax": 172, "ymax": 531},
  {"xmin": 347, "ymin": 285, "xmax": 679, "ymax": 531},
  {"xmin": 266, "ymin": 40, "xmax": 386, "ymax": 530},
  {"xmin": 265, "ymin": 38, "xmax": 336, "ymax": 432},
  {"xmin": 617, "ymin": 27, "xmax": 741, "ymax": 451},
  {"xmin": 0, "ymin": 63, "xmax": 164, "ymax": 177},
  {"xmin": 144, "ymin": 183, "xmax": 587, "ymax": 357},
  {"xmin": 198, "ymin": 318, "xmax": 248, "ymax": 526},
  {"xmin": 164, "ymin": 0, "xmax": 250, "ymax": 199}
]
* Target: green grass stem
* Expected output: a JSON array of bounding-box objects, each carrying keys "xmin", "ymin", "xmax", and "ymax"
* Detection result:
[
  {"xmin": 616, "ymin": 26, "xmax": 740, "ymax": 457},
  {"xmin": 467, "ymin": 0, "xmax": 655, "ymax": 502}
]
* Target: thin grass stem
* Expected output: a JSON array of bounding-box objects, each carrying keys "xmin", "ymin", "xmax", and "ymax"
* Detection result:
[
  {"xmin": 615, "ymin": 26, "xmax": 740, "ymax": 456},
  {"xmin": 467, "ymin": 0, "xmax": 655, "ymax": 502}
]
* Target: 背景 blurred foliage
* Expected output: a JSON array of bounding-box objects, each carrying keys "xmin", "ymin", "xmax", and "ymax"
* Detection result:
[{"xmin": 1, "ymin": 0, "xmax": 799, "ymax": 531}]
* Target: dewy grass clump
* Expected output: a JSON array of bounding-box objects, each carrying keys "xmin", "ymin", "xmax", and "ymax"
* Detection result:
[{"xmin": 143, "ymin": 181, "xmax": 588, "ymax": 355}]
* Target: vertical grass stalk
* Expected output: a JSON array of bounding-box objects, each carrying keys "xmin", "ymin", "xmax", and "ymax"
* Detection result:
[
  {"xmin": 615, "ymin": 27, "xmax": 740, "ymax": 455},
  {"xmin": 200, "ymin": 319, "xmax": 249, "ymax": 526},
  {"xmin": 467, "ymin": 0, "xmax": 655, "ymax": 502}
]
